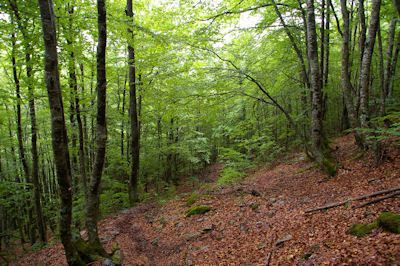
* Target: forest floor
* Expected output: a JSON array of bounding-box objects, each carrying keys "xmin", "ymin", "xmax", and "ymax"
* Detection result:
[{"xmin": 13, "ymin": 134, "xmax": 400, "ymax": 265}]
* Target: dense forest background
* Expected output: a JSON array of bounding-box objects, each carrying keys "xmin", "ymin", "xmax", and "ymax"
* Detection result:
[{"xmin": 0, "ymin": 0, "xmax": 399, "ymax": 264}]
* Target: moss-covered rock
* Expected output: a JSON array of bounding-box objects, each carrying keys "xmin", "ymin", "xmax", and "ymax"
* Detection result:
[
  {"xmin": 378, "ymin": 212, "xmax": 400, "ymax": 234},
  {"xmin": 348, "ymin": 222, "xmax": 378, "ymax": 237},
  {"xmin": 185, "ymin": 205, "xmax": 211, "ymax": 217}
]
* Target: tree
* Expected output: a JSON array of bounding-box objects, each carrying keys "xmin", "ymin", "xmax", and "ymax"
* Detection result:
[
  {"xmin": 85, "ymin": 0, "xmax": 108, "ymax": 254},
  {"xmin": 37, "ymin": 0, "xmax": 79, "ymax": 263},
  {"xmin": 359, "ymin": 0, "xmax": 381, "ymax": 146},
  {"xmin": 127, "ymin": 0, "xmax": 140, "ymax": 205},
  {"xmin": 306, "ymin": 0, "xmax": 336, "ymax": 176}
]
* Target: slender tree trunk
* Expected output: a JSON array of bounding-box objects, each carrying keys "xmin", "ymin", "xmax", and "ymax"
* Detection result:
[
  {"xmin": 383, "ymin": 19, "xmax": 397, "ymax": 101},
  {"xmin": 9, "ymin": 18, "xmax": 37, "ymax": 246},
  {"xmin": 324, "ymin": 0, "xmax": 331, "ymax": 86},
  {"xmin": 85, "ymin": 0, "xmax": 108, "ymax": 253},
  {"xmin": 121, "ymin": 71, "xmax": 127, "ymax": 158},
  {"xmin": 359, "ymin": 0, "xmax": 381, "ymax": 133},
  {"xmin": 38, "ymin": 0, "xmax": 82, "ymax": 263},
  {"xmin": 389, "ymin": 32, "xmax": 400, "ymax": 96},
  {"xmin": 320, "ymin": 0, "xmax": 326, "ymax": 88},
  {"xmin": 340, "ymin": 0, "xmax": 359, "ymax": 129},
  {"xmin": 307, "ymin": 0, "xmax": 336, "ymax": 176},
  {"xmin": 127, "ymin": 0, "xmax": 140, "ymax": 205},
  {"xmin": 67, "ymin": 5, "xmax": 87, "ymax": 197},
  {"xmin": 378, "ymin": 27, "xmax": 385, "ymax": 115}
]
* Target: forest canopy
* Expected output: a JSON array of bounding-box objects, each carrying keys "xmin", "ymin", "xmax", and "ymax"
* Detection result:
[{"xmin": 0, "ymin": 0, "xmax": 399, "ymax": 264}]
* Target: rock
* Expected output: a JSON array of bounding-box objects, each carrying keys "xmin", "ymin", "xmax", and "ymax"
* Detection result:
[
  {"xmin": 257, "ymin": 242, "xmax": 267, "ymax": 250},
  {"xmin": 202, "ymin": 225, "xmax": 214, "ymax": 232},
  {"xmin": 348, "ymin": 222, "xmax": 378, "ymax": 237},
  {"xmin": 266, "ymin": 210, "xmax": 276, "ymax": 218},
  {"xmin": 103, "ymin": 258, "xmax": 115, "ymax": 266},
  {"xmin": 185, "ymin": 205, "xmax": 211, "ymax": 217},
  {"xmin": 197, "ymin": 218, "xmax": 205, "ymax": 222},
  {"xmin": 199, "ymin": 245, "xmax": 209, "ymax": 252},
  {"xmin": 275, "ymin": 234, "xmax": 293, "ymax": 246},
  {"xmin": 210, "ymin": 230, "xmax": 223, "ymax": 240},
  {"xmin": 175, "ymin": 222, "xmax": 184, "ymax": 228},
  {"xmin": 251, "ymin": 189, "xmax": 261, "ymax": 197},
  {"xmin": 269, "ymin": 198, "xmax": 277, "ymax": 203},
  {"xmin": 185, "ymin": 232, "xmax": 202, "ymax": 241},
  {"xmin": 273, "ymin": 200, "xmax": 285, "ymax": 207},
  {"xmin": 378, "ymin": 212, "xmax": 400, "ymax": 234},
  {"xmin": 239, "ymin": 223, "xmax": 249, "ymax": 232}
]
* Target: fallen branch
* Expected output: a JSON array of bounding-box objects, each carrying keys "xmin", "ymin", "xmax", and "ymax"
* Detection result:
[
  {"xmin": 305, "ymin": 186, "xmax": 400, "ymax": 213},
  {"xmin": 353, "ymin": 191, "xmax": 400, "ymax": 209}
]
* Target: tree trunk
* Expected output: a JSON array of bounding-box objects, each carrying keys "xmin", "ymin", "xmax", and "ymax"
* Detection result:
[
  {"xmin": 383, "ymin": 19, "xmax": 397, "ymax": 101},
  {"xmin": 306, "ymin": 0, "xmax": 336, "ymax": 176},
  {"xmin": 340, "ymin": 0, "xmax": 359, "ymax": 130},
  {"xmin": 378, "ymin": 27, "xmax": 385, "ymax": 115},
  {"xmin": 389, "ymin": 32, "xmax": 400, "ymax": 96},
  {"xmin": 38, "ymin": 0, "xmax": 81, "ymax": 264},
  {"xmin": 359, "ymin": 0, "xmax": 381, "ymax": 135},
  {"xmin": 67, "ymin": 5, "xmax": 87, "ymax": 197},
  {"xmin": 323, "ymin": 0, "xmax": 331, "ymax": 86},
  {"xmin": 127, "ymin": 0, "xmax": 140, "ymax": 205},
  {"xmin": 85, "ymin": 0, "xmax": 108, "ymax": 253}
]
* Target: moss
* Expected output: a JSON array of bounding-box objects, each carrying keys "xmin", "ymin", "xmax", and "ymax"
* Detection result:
[
  {"xmin": 73, "ymin": 238, "xmax": 110, "ymax": 264},
  {"xmin": 185, "ymin": 205, "xmax": 211, "ymax": 217},
  {"xmin": 186, "ymin": 192, "xmax": 200, "ymax": 207},
  {"xmin": 321, "ymin": 157, "xmax": 337, "ymax": 176},
  {"xmin": 348, "ymin": 222, "xmax": 378, "ymax": 237},
  {"xmin": 378, "ymin": 212, "xmax": 400, "ymax": 234}
]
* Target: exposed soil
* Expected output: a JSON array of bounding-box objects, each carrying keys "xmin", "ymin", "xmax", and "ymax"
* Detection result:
[{"xmin": 12, "ymin": 134, "xmax": 400, "ymax": 265}]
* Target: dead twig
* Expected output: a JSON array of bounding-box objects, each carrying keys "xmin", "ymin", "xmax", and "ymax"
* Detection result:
[
  {"xmin": 305, "ymin": 186, "xmax": 400, "ymax": 213},
  {"xmin": 353, "ymin": 191, "xmax": 400, "ymax": 209}
]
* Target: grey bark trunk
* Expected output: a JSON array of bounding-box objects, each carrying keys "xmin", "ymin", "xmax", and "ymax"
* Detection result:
[
  {"xmin": 127, "ymin": 0, "xmax": 140, "ymax": 205},
  {"xmin": 38, "ymin": 0, "xmax": 81, "ymax": 263},
  {"xmin": 85, "ymin": 0, "xmax": 108, "ymax": 254}
]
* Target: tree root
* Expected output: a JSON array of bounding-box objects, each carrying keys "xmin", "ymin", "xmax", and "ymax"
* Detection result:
[{"xmin": 73, "ymin": 237, "xmax": 120, "ymax": 265}]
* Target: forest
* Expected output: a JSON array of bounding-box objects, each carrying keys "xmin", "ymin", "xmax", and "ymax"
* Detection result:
[{"xmin": 0, "ymin": 0, "xmax": 399, "ymax": 265}]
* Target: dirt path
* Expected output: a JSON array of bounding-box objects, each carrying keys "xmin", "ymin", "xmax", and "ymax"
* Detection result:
[{"xmin": 13, "ymin": 135, "xmax": 400, "ymax": 265}]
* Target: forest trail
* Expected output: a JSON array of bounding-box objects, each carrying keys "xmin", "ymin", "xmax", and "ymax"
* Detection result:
[{"xmin": 14, "ymin": 134, "xmax": 400, "ymax": 265}]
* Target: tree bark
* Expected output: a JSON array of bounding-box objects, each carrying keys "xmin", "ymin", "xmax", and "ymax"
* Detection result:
[
  {"xmin": 359, "ymin": 0, "xmax": 381, "ymax": 135},
  {"xmin": 67, "ymin": 4, "xmax": 87, "ymax": 197},
  {"xmin": 38, "ymin": 0, "xmax": 81, "ymax": 263},
  {"xmin": 340, "ymin": 0, "xmax": 358, "ymax": 130},
  {"xmin": 383, "ymin": 19, "xmax": 397, "ymax": 102},
  {"xmin": 389, "ymin": 32, "xmax": 400, "ymax": 96},
  {"xmin": 306, "ymin": 0, "xmax": 336, "ymax": 176},
  {"xmin": 85, "ymin": 0, "xmax": 108, "ymax": 253},
  {"xmin": 127, "ymin": 0, "xmax": 140, "ymax": 205}
]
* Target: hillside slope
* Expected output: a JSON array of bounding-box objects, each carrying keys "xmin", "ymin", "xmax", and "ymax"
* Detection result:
[{"xmin": 14, "ymin": 134, "xmax": 400, "ymax": 265}]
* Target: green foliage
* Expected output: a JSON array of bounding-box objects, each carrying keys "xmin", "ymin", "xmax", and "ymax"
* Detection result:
[
  {"xmin": 219, "ymin": 148, "xmax": 254, "ymax": 170},
  {"xmin": 358, "ymin": 112, "xmax": 400, "ymax": 142},
  {"xmin": 186, "ymin": 192, "xmax": 200, "ymax": 206},
  {"xmin": 217, "ymin": 167, "xmax": 245, "ymax": 185},
  {"xmin": 99, "ymin": 176, "xmax": 129, "ymax": 217},
  {"xmin": 185, "ymin": 205, "xmax": 211, "ymax": 217}
]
